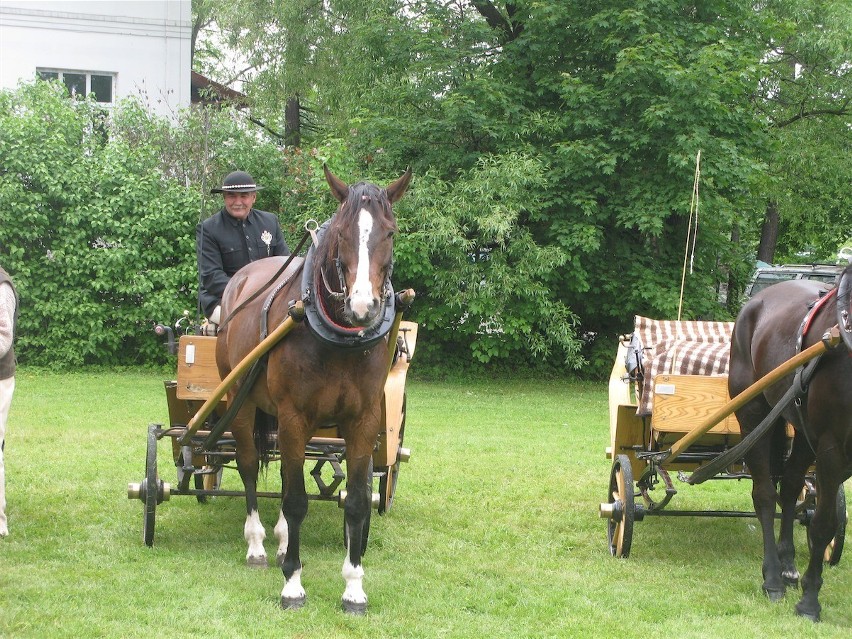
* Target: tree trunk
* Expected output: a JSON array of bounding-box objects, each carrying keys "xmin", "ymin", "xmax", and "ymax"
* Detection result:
[
  {"xmin": 726, "ymin": 224, "xmax": 741, "ymax": 313},
  {"xmin": 284, "ymin": 95, "xmax": 301, "ymax": 147},
  {"xmin": 757, "ymin": 200, "xmax": 779, "ymax": 264}
]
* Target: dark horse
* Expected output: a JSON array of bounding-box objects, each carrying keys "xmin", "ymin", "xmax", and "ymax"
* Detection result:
[
  {"xmin": 215, "ymin": 165, "xmax": 412, "ymax": 613},
  {"xmin": 729, "ymin": 262, "xmax": 852, "ymax": 621}
]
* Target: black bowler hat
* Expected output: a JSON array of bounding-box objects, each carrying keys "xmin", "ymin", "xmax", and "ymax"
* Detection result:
[{"xmin": 210, "ymin": 170, "xmax": 264, "ymax": 194}]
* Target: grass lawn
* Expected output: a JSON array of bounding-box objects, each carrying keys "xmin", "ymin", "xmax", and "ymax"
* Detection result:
[{"xmin": 0, "ymin": 369, "xmax": 850, "ymax": 638}]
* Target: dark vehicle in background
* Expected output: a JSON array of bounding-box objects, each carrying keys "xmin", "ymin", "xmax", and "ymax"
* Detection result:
[{"xmin": 746, "ymin": 263, "xmax": 845, "ymax": 299}]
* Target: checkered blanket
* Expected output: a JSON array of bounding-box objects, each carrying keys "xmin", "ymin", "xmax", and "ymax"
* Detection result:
[{"xmin": 633, "ymin": 315, "xmax": 734, "ymax": 416}]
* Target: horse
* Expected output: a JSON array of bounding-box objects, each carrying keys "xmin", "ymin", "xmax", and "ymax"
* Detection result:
[
  {"xmin": 728, "ymin": 262, "xmax": 852, "ymax": 621},
  {"xmin": 215, "ymin": 164, "xmax": 412, "ymax": 613}
]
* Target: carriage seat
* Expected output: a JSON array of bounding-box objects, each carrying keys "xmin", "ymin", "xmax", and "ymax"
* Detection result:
[
  {"xmin": 632, "ymin": 315, "xmax": 734, "ymax": 416},
  {"xmin": 627, "ymin": 316, "xmax": 743, "ymax": 438}
]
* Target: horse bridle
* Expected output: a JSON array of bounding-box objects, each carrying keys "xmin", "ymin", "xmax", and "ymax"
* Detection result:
[
  {"xmin": 301, "ymin": 218, "xmax": 397, "ymax": 349},
  {"xmin": 308, "ymin": 218, "xmax": 394, "ymax": 308},
  {"xmin": 305, "ymin": 218, "xmax": 345, "ymax": 302}
]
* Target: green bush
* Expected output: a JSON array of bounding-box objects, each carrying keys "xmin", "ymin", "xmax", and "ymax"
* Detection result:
[{"xmin": 0, "ymin": 81, "xmax": 327, "ymax": 366}]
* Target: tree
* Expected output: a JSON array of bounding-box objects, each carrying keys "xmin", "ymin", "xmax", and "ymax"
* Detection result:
[
  {"xmin": 752, "ymin": 0, "xmax": 852, "ymax": 263},
  {"xmin": 190, "ymin": 1, "xmax": 852, "ymax": 375}
]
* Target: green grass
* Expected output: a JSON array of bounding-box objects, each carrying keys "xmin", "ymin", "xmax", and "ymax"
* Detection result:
[{"xmin": 1, "ymin": 370, "xmax": 850, "ymax": 638}]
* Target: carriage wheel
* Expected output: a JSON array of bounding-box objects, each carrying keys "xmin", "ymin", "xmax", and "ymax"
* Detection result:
[
  {"xmin": 606, "ymin": 454, "xmax": 635, "ymax": 558},
  {"xmin": 807, "ymin": 484, "xmax": 847, "ymax": 566},
  {"xmin": 378, "ymin": 395, "xmax": 406, "ymax": 515},
  {"xmin": 142, "ymin": 423, "xmax": 160, "ymax": 547},
  {"xmin": 343, "ymin": 458, "xmax": 373, "ymax": 554}
]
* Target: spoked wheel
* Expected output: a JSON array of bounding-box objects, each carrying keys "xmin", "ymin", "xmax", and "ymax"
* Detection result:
[
  {"xmin": 142, "ymin": 424, "xmax": 161, "ymax": 546},
  {"xmin": 378, "ymin": 395, "xmax": 406, "ymax": 515},
  {"xmin": 606, "ymin": 454, "xmax": 635, "ymax": 558},
  {"xmin": 806, "ymin": 483, "xmax": 847, "ymax": 566},
  {"xmin": 343, "ymin": 458, "xmax": 373, "ymax": 555},
  {"xmin": 128, "ymin": 425, "xmax": 170, "ymax": 546}
]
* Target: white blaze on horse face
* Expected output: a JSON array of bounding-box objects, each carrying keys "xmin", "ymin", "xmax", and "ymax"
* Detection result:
[
  {"xmin": 244, "ymin": 510, "xmax": 267, "ymax": 564},
  {"xmin": 349, "ymin": 208, "xmax": 375, "ymax": 321}
]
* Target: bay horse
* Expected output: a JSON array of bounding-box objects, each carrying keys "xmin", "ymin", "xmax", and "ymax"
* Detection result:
[
  {"xmin": 215, "ymin": 165, "xmax": 412, "ymax": 613},
  {"xmin": 729, "ymin": 263, "xmax": 852, "ymax": 621}
]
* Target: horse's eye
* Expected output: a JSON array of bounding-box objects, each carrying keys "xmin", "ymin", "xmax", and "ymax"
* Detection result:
[{"xmin": 386, "ymin": 230, "xmax": 395, "ymax": 240}]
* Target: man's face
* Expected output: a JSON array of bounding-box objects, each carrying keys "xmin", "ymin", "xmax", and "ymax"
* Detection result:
[{"xmin": 223, "ymin": 191, "xmax": 257, "ymax": 220}]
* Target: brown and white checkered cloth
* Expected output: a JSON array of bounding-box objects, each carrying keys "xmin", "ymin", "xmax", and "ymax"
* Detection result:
[{"xmin": 634, "ymin": 315, "xmax": 734, "ymax": 416}]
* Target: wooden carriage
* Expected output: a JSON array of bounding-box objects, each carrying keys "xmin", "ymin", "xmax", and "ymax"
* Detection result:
[
  {"xmin": 601, "ymin": 315, "xmax": 847, "ymax": 560},
  {"xmin": 128, "ymin": 319, "xmax": 417, "ymax": 547}
]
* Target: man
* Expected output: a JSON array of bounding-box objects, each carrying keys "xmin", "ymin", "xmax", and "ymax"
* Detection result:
[
  {"xmin": 0, "ymin": 265, "xmax": 18, "ymax": 537},
  {"xmin": 196, "ymin": 171, "xmax": 289, "ymax": 327}
]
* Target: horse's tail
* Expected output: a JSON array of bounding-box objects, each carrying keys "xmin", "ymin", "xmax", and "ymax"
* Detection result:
[{"xmin": 253, "ymin": 409, "xmax": 276, "ymax": 469}]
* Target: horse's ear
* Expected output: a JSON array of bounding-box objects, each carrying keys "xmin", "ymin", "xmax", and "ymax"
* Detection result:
[
  {"xmin": 385, "ymin": 167, "xmax": 412, "ymax": 204},
  {"xmin": 323, "ymin": 163, "xmax": 349, "ymax": 202}
]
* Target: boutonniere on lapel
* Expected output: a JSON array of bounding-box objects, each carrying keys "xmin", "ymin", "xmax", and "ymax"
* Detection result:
[{"xmin": 261, "ymin": 230, "xmax": 273, "ymax": 256}]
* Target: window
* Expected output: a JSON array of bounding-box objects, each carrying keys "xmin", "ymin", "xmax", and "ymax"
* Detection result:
[{"xmin": 37, "ymin": 69, "xmax": 114, "ymax": 103}]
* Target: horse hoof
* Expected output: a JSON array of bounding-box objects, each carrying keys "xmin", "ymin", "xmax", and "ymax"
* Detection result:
[
  {"xmin": 342, "ymin": 599, "xmax": 367, "ymax": 615},
  {"xmin": 794, "ymin": 602, "xmax": 820, "ymax": 623},
  {"xmin": 762, "ymin": 586, "xmax": 785, "ymax": 602},
  {"xmin": 246, "ymin": 556, "xmax": 268, "ymax": 569},
  {"xmin": 281, "ymin": 595, "xmax": 306, "ymax": 611}
]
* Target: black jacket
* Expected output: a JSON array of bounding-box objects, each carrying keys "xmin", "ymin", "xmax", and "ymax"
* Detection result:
[{"xmin": 196, "ymin": 208, "xmax": 290, "ymax": 317}]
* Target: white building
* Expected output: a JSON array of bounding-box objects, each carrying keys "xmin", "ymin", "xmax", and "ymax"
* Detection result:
[{"xmin": 0, "ymin": 0, "xmax": 191, "ymax": 118}]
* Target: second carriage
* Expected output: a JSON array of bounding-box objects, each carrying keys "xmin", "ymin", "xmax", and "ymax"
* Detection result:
[{"xmin": 600, "ymin": 314, "xmax": 848, "ymax": 561}]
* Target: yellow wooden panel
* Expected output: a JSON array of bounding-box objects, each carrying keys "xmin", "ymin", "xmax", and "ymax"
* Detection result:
[
  {"xmin": 651, "ymin": 374, "xmax": 739, "ymax": 435},
  {"xmin": 375, "ymin": 322, "xmax": 418, "ymax": 466},
  {"xmin": 398, "ymin": 320, "xmax": 418, "ymax": 360},
  {"xmin": 606, "ymin": 342, "xmax": 647, "ymax": 478},
  {"xmin": 176, "ymin": 335, "xmax": 224, "ymax": 401}
]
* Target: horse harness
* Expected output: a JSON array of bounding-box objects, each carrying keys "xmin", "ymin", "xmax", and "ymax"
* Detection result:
[
  {"xmin": 788, "ymin": 288, "xmax": 836, "ymax": 452},
  {"xmin": 202, "ymin": 219, "xmax": 400, "ymax": 449},
  {"xmin": 687, "ymin": 276, "xmax": 850, "ymax": 483}
]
